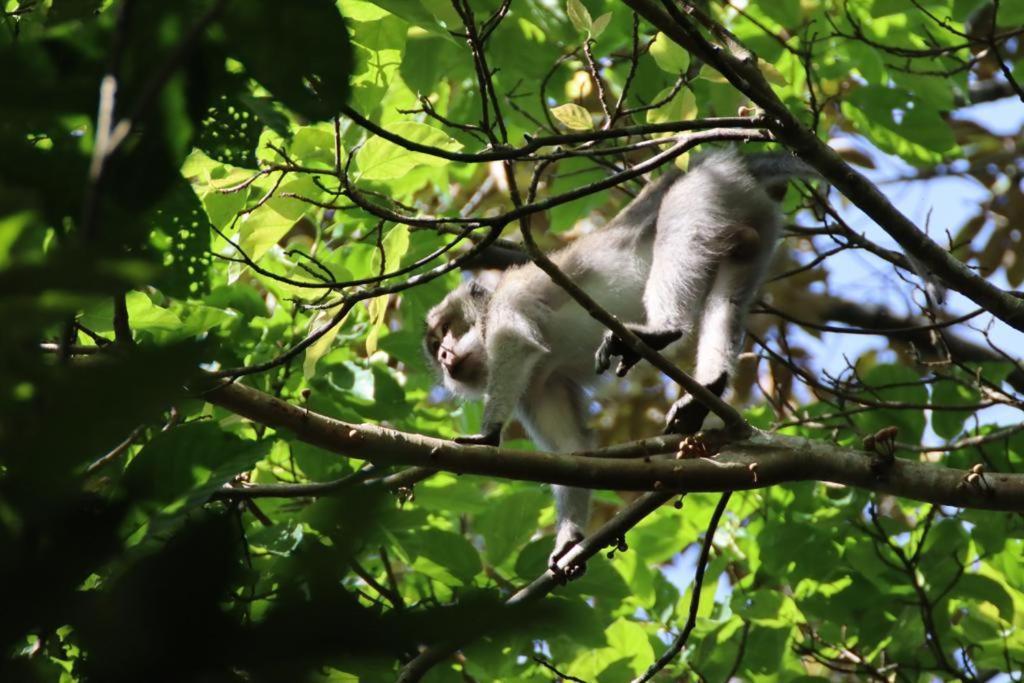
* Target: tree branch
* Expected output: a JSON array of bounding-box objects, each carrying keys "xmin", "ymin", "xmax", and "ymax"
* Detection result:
[
  {"xmin": 339, "ymin": 103, "xmax": 762, "ymax": 163},
  {"xmin": 634, "ymin": 491, "xmax": 732, "ymax": 683},
  {"xmin": 203, "ymin": 381, "xmax": 1024, "ymax": 512},
  {"xmin": 818, "ymin": 297, "xmax": 1024, "ymax": 393},
  {"xmin": 397, "ymin": 491, "xmax": 676, "ymax": 683}
]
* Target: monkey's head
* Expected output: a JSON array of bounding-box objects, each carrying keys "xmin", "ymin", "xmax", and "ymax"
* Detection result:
[{"xmin": 423, "ymin": 279, "xmax": 492, "ymax": 396}]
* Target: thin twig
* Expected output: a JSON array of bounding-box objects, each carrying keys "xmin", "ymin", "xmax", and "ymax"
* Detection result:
[{"xmin": 633, "ymin": 492, "xmax": 732, "ymax": 683}]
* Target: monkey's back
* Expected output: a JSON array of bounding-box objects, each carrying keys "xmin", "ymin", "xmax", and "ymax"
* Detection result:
[{"xmin": 655, "ymin": 150, "xmax": 782, "ymax": 252}]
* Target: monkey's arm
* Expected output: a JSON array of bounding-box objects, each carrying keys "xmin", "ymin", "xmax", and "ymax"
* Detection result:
[{"xmin": 458, "ymin": 316, "xmax": 546, "ymax": 446}]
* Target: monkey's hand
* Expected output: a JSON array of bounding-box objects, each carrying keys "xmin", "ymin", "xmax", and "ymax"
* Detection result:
[
  {"xmin": 595, "ymin": 331, "xmax": 642, "ymax": 377},
  {"xmin": 548, "ymin": 523, "xmax": 586, "ymax": 582},
  {"xmin": 453, "ymin": 423, "xmax": 502, "ymax": 447},
  {"xmin": 596, "ymin": 327, "xmax": 683, "ymax": 377}
]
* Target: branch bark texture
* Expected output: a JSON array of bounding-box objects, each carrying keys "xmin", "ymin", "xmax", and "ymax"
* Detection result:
[{"xmin": 204, "ymin": 381, "xmax": 1024, "ymax": 512}]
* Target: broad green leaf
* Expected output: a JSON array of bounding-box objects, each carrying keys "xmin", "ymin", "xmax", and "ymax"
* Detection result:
[
  {"xmin": 841, "ymin": 87, "xmax": 956, "ymax": 163},
  {"xmin": 237, "ymin": 206, "xmax": 296, "ymax": 262},
  {"xmin": 291, "ymin": 440, "xmax": 349, "ymax": 481},
  {"xmin": 931, "ymin": 378, "xmax": 979, "ymax": 440},
  {"xmin": 126, "ymin": 291, "xmax": 183, "ymax": 334},
  {"xmin": 200, "ymin": 187, "xmax": 247, "ymax": 232},
  {"xmin": 368, "ymin": 225, "xmax": 411, "ymax": 277},
  {"xmin": 476, "ymin": 489, "xmax": 548, "ymax": 565},
  {"xmin": 364, "ymin": 225, "xmax": 410, "ymax": 355},
  {"xmin": 355, "ymin": 122, "xmax": 462, "ymax": 180},
  {"xmin": 566, "ymin": 0, "xmax": 592, "ymax": 33},
  {"xmin": 591, "ymin": 12, "xmax": 612, "ymax": 38},
  {"xmin": 550, "ymin": 102, "xmax": 594, "ymax": 130},
  {"xmin": 303, "ymin": 308, "xmax": 350, "ymax": 379},
  {"xmin": 850, "ymin": 364, "xmax": 928, "ymax": 448},
  {"xmin": 195, "ymin": 89, "xmax": 261, "ymax": 168},
  {"xmin": 365, "ymin": 295, "xmax": 389, "ymax": 356},
  {"xmin": 650, "ymin": 32, "xmax": 690, "ymax": 73},
  {"xmin": 413, "ymin": 474, "xmax": 488, "ymax": 514},
  {"xmin": 758, "ymin": 58, "xmax": 788, "ymax": 86},
  {"xmin": 606, "ymin": 618, "xmax": 655, "ymax": 673},
  {"xmin": 646, "ymin": 86, "xmax": 697, "ymax": 125},
  {"xmin": 567, "ymin": 647, "xmax": 631, "ymax": 681},
  {"xmin": 125, "ymin": 422, "xmax": 270, "ymax": 504},
  {"xmin": 957, "ymin": 573, "xmax": 1014, "ymax": 623},
  {"xmin": 222, "ymin": 0, "xmax": 353, "ymax": 121},
  {"xmin": 400, "ymin": 529, "xmax": 482, "ymax": 586},
  {"xmin": 361, "ymin": 0, "xmax": 457, "ymax": 39}
]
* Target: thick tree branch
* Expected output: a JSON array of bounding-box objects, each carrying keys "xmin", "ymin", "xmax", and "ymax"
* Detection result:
[
  {"xmin": 622, "ymin": 0, "xmax": 1024, "ymax": 333},
  {"xmin": 203, "ymin": 381, "xmax": 1024, "ymax": 512}
]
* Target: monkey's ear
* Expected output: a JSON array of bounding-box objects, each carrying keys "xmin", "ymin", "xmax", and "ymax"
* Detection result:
[{"xmin": 470, "ymin": 269, "xmax": 502, "ymax": 294}]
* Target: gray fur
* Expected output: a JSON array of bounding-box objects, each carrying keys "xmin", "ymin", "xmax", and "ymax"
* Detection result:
[{"xmin": 424, "ymin": 150, "xmax": 806, "ymax": 571}]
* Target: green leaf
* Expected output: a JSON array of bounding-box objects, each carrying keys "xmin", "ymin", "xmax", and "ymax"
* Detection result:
[
  {"xmin": 999, "ymin": 1, "xmax": 1024, "ymax": 23},
  {"xmin": 222, "ymin": 0, "xmax": 353, "ymax": 121},
  {"xmin": 237, "ymin": 206, "xmax": 296, "ymax": 262},
  {"xmin": 290, "ymin": 440, "xmax": 350, "ymax": 481},
  {"xmin": 605, "ymin": 618, "xmax": 655, "ymax": 674},
  {"xmin": 841, "ymin": 87, "xmax": 956, "ymax": 163},
  {"xmin": 413, "ymin": 474, "xmax": 488, "ymax": 514},
  {"xmin": 125, "ymin": 422, "xmax": 270, "ymax": 504},
  {"xmin": 567, "ymin": 648, "xmax": 631, "ymax": 681},
  {"xmin": 303, "ymin": 308, "xmax": 351, "ymax": 379},
  {"xmin": 476, "ymin": 489, "xmax": 548, "ymax": 565},
  {"xmin": 646, "ymin": 86, "xmax": 697, "ymax": 125},
  {"xmin": 957, "ymin": 573, "xmax": 1014, "ymax": 622},
  {"xmin": 850, "ymin": 364, "xmax": 928, "ymax": 448},
  {"xmin": 365, "ymin": 295, "xmax": 389, "ymax": 357},
  {"xmin": 400, "ymin": 529, "xmax": 482, "ymax": 586},
  {"xmin": 591, "ymin": 12, "xmax": 612, "ymax": 38},
  {"xmin": 550, "ymin": 102, "xmax": 594, "ymax": 130},
  {"xmin": 650, "ymin": 32, "xmax": 690, "ymax": 73},
  {"xmin": 125, "ymin": 291, "xmax": 183, "ymax": 335},
  {"xmin": 361, "ymin": 0, "xmax": 457, "ymax": 39},
  {"xmin": 195, "ymin": 87, "xmax": 262, "ymax": 168},
  {"xmin": 145, "ymin": 178, "xmax": 212, "ymax": 298},
  {"xmin": 355, "ymin": 122, "xmax": 462, "ymax": 180},
  {"xmin": 566, "ymin": 0, "xmax": 592, "ymax": 33},
  {"xmin": 931, "ymin": 378, "xmax": 979, "ymax": 440}
]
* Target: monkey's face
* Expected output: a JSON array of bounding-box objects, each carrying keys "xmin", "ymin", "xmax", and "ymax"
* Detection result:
[{"xmin": 423, "ymin": 281, "xmax": 491, "ymax": 396}]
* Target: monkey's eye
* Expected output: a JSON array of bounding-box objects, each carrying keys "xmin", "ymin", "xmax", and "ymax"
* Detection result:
[{"xmin": 440, "ymin": 322, "xmax": 450, "ymax": 335}]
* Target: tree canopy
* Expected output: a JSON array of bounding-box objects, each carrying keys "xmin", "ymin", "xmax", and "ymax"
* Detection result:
[{"xmin": 2, "ymin": 0, "xmax": 1024, "ymax": 681}]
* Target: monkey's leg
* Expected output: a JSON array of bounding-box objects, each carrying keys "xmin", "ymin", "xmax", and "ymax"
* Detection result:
[
  {"xmin": 595, "ymin": 229, "xmax": 717, "ymax": 377},
  {"xmin": 519, "ymin": 376, "xmax": 594, "ymax": 581},
  {"xmin": 665, "ymin": 256, "xmax": 754, "ymax": 435}
]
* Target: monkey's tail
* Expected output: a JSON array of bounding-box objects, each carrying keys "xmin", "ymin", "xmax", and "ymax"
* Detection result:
[
  {"xmin": 743, "ymin": 152, "xmax": 820, "ymax": 200},
  {"xmin": 745, "ymin": 152, "xmax": 819, "ymax": 184}
]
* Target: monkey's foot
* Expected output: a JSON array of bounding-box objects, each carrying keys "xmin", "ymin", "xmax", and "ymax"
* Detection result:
[
  {"xmin": 595, "ymin": 327, "xmax": 682, "ymax": 377},
  {"xmin": 549, "ymin": 525, "xmax": 586, "ymax": 583},
  {"xmin": 454, "ymin": 423, "xmax": 502, "ymax": 447},
  {"xmin": 664, "ymin": 395, "xmax": 710, "ymax": 435},
  {"xmin": 664, "ymin": 374, "xmax": 729, "ymax": 435}
]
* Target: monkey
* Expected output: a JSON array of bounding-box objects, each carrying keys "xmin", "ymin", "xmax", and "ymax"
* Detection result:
[{"xmin": 423, "ymin": 149, "xmax": 814, "ymax": 574}]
